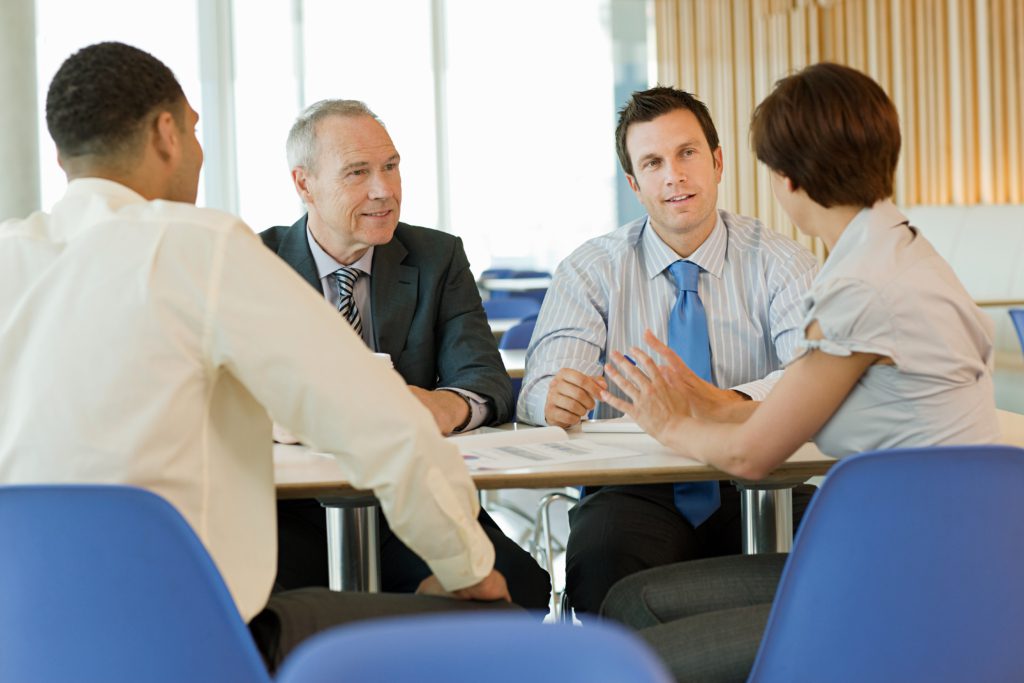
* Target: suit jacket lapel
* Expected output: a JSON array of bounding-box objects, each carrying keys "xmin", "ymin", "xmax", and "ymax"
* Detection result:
[
  {"xmin": 370, "ymin": 232, "xmax": 417, "ymax": 358},
  {"xmin": 282, "ymin": 215, "xmax": 323, "ymax": 294}
]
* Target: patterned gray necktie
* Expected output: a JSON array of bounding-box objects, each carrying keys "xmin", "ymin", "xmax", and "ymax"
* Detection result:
[{"xmin": 333, "ymin": 266, "xmax": 362, "ymax": 337}]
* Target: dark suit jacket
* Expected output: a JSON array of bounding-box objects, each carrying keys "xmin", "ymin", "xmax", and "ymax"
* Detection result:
[{"xmin": 260, "ymin": 216, "xmax": 513, "ymax": 424}]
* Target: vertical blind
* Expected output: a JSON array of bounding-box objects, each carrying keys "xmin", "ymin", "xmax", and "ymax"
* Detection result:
[{"xmin": 653, "ymin": 0, "xmax": 1023, "ymax": 255}]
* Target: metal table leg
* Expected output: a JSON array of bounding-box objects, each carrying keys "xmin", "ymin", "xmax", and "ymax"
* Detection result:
[
  {"xmin": 318, "ymin": 495, "xmax": 381, "ymax": 592},
  {"xmin": 733, "ymin": 481, "xmax": 797, "ymax": 554}
]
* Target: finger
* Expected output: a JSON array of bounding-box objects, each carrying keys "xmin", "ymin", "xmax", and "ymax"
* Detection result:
[
  {"xmin": 557, "ymin": 368, "xmax": 606, "ymax": 400},
  {"xmin": 604, "ymin": 362, "xmax": 639, "ymax": 402},
  {"xmin": 609, "ymin": 350, "xmax": 654, "ymax": 392},
  {"xmin": 627, "ymin": 347, "xmax": 666, "ymax": 389},
  {"xmin": 643, "ymin": 329, "xmax": 695, "ymax": 375},
  {"xmin": 552, "ymin": 379, "xmax": 598, "ymax": 413},
  {"xmin": 546, "ymin": 406, "xmax": 586, "ymax": 428},
  {"xmin": 600, "ymin": 389, "xmax": 633, "ymax": 416}
]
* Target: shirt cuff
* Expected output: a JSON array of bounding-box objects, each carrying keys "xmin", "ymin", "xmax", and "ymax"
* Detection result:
[
  {"xmin": 439, "ymin": 387, "xmax": 490, "ymax": 432},
  {"xmin": 730, "ymin": 371, "xmax": 782, "ymax": 402}
]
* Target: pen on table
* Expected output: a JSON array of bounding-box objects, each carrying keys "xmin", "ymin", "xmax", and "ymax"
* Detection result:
[{"xmin": 623, "ymin": 354, "xmax": 638, "ymax": 366}]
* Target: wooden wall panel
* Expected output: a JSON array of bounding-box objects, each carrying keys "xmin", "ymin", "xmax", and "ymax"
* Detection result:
[{"xmin": 652, "ymin": 0, "xmax": 1024, "ymax": 248}]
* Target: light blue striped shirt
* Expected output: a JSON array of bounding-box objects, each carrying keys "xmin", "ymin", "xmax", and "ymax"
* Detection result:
[{"xmin": 518, "ymin": 210, "xmax": 820, "ymax": 424}]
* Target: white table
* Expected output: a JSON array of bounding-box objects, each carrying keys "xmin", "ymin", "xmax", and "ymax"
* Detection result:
[
  {"xmin": 499, "ymin": 349, "xmax": 526, "ymax": 379},
  {"xmin": 276, "ymin": 425, "xmax": 836, "ymax": 591},
  {"xmin": 276, "ymin": 410, "xmax": 1024, "ymax": 592},
  {"xmin": 480, "ymin": 277, "xmax": 551, "ymax": 293}
]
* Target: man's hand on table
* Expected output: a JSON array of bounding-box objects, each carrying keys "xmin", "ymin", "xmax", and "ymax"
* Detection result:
[
  {"xmin": 543, "ymin": 368, "xmax": 607, "ymax": 428},
  {"xmin": 415, "ymin": 569, "xmax": 511, "ymax": 603},
  {"xmin": 409, "ymin": 386, "xmax": 471, "ymax": 436}
]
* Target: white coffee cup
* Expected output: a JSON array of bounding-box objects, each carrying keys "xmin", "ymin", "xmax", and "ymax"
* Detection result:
[{"xmin": 373, "ymin": 352, "xmax": 393, "ymax": 368}]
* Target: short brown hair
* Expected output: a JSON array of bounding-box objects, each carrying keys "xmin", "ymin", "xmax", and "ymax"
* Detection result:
[
  {"xmin": 750, "ymin": 62, "xmax": 900, "ymax": 208},
  {"xmin": 615, "ymin": 86, "xmax": 720, "ymax": 178}
]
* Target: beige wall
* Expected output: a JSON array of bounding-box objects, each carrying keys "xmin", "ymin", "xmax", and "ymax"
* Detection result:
[{"xmin": 653, "ymin": 0, "xmax": 1024, "ymax": 254}]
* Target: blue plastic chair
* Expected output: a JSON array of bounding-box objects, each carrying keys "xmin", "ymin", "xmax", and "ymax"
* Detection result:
[
  {"xmin": 499, "ymin": 318, "xmax": 537, "ymax": 351},
  {"xmin": 276, "ymin": 612, "xmax": 673, "ymax": 683},
  {"xmin": 748, "ymin": 444, "xmax": 1024, "ymax": 683},
  {"xmin": 483, "ymin": 296, "xmax": 541, "ymax": 321},
  {"xmin": 1009, "ymin": 308, "xmax": 1024, "ymax": 355},
  {"xmin": 500, "ymin": 318, "xmax": 536, "ymax": 413},
  {"xmin": 0, "ymin": 485, "xmax": 271, "ymax": 683}
]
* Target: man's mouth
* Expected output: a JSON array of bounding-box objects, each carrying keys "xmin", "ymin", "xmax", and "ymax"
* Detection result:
[
  {"xmin": 362, "ymin": 209, "xmax": 392, "ymax": 218},
  {"xmin": 666, "ymin": 193, "xmax": 695, "ymax": 203}
]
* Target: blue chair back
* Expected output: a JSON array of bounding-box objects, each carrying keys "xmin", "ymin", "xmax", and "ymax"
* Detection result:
[
  {"xmin": 499, "ymin": 318, "xmax": 537, "ymax": 351},
  {"xmin": 0, "ymin": 485, "xmax": 270, "ymax": 683},
  {"xmin": 500, "ymin": 318, "xmax": 536, "ymax": 416},
  {"xmin": 748, "ymin": 445, "xmax": 1024, "ymax": 683},
  {"xmin": 1009, "ymin": 308, "xmax": 1024, "ymax": 355},
  {"xmin": 276, "ymin": 613, "xmax": 673, "ymax": 683},
  {"xmin": 483, "ymin": 296, "xmax": 541, "ymax": 321}
]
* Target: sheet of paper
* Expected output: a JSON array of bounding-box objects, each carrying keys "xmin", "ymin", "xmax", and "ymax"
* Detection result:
[
  {"xmin": 447, "ymin": 426, "xmax": 568, "ymax": 453},
  {"xmin": 580, "ymin": 417, "xmax": 645, "ymax": 433},
  {"xmin": 461, "ymin": 439, "xmax": 642, "ymax": 471}
]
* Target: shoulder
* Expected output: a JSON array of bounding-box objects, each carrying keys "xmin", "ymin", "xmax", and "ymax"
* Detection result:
[
  {"xmin": 258, "ymin": 217, "xmax": 306, "ymax": 252},
  {"xmin": 721, "ymin": 210, "xmax": 819, "ymax": 277},
  {"xmin": 393, "ymin": 222, "xmax": 460, "ymax": 250},
  {"xmin": 558, "ymin": 217, "xmax": 644, "ymax": 275},
  {"xmin": 146, "ymin": 201, "xmax": 252, "ymax": 240}
]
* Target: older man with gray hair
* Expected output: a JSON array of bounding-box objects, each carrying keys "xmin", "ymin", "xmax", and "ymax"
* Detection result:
[{"xmin": 261, "ymin": 100, "xmax": 551, "ymax": 609}]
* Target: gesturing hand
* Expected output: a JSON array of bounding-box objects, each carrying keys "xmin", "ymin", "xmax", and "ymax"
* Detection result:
[
  {"xmin": 640, "ymin": 330, "xmax": 744, "ymax": 420},
  {"xmin": 601, "ymin": 346, "xmax": 691, "ymax": 443}
]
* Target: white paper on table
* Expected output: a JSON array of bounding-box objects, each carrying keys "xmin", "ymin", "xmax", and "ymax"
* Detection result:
[
  {"xmin": 580, "ymin": 417, "xmax": 645, "ymax": 433},
  {"xmin": 447, "ymin": 426, "xmax": 569, "ymax": 452},
  {"xmin": 458, "ymin": 438, "xmax": 642, "ymax": 472}
]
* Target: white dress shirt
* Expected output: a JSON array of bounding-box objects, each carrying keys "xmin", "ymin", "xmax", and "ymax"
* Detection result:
[
  {"xmin": 800, "ymin": 200, "xmax": 999, "ymax": 455},
  {"xmin": 0, "ymin": 179, "xmax": 494, "ymax": 621},
  {"xmin": 518, "ymin": 210, "xmax": 820, "ymax": 424},
  {"xmin": 304, "ymin": 228, "xmax": 489, "ymax": 431}
]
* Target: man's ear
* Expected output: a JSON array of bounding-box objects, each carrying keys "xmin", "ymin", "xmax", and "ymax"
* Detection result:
[
  {"xmin": 151, "ymin": 111, "xmax": 180, "ymax": 164},
  {"xmin": 712, "ymin": 146, "xmax": 724, "ymax": 180},
  {"xmin": 626, "ymin": 173, "xmax": 640, "ymax": 194},
  {"xmin": 291, "ymin": 166, "xmax": 314, "ymax": 204}
]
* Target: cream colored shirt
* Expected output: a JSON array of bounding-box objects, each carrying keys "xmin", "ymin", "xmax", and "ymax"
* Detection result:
[{"xmin": 0, "ymin": 179, "xmax": 494, "ymax": 621}]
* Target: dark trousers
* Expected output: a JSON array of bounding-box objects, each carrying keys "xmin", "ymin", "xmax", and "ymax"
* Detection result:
[
  {"xmin": 600, "ymin": 554, "xmax": 788, "ymax": 683},
  {"xmin": 276, "ymin": 499, "xmax": 551, "ymax": 610},
  {"xmin": 250, "ymin": 586, "xmax": 519, "ymax": 672},
  {"xmin": 565, "ymin": 482, "xmax": 814, "ymax": 614}
]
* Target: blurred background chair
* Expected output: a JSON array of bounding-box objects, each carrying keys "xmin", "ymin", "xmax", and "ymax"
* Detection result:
[
  {"xmin": 0, "ymin": 485, "xmax": 270, "ymax": 683},
  {"xmin": 275, "ymin": 612, "xmax": 673, "ymax": 683},
  {"xmin": 483, "ymin": 296, "xmax": 541, "ymax": 322},
  {"xmin": 748, "ymin": 444, "xmax": 1024, "ymax": 683},
  {"xmin": 1009, "ymin": 308, "xmax": 1024, "ymax": 355}
]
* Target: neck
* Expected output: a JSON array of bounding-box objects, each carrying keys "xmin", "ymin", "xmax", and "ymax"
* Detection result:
[
  {"xmin": 306, "ymin": 212, "xmax": 368, "ymax": 265},
  {"xmin": 62, "ymin": 156, "xmax": 166, "ymax": 202},
  {"xmin": 804, "ymin": 204, "xmax": 863, "ymax": 250},
  {"xmin": 650, "ymin": 216, "xmax": 716, "ymax": 259}
]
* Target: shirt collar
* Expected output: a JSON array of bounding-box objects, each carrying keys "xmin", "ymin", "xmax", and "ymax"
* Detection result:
[
  {"xmin": 823, "ymin": 199, "xmax": 909, "ymax": 273},
  {"xmin": 306, "ymin": 227, "xmax": 374, "ymax": 280},
  {"xmin": 63, "ymin": 178, "xmax": 149, "ymax": 208},
  {"xmin": 640, "ymin": 211, "xmax": 727, "ymax": 281}
]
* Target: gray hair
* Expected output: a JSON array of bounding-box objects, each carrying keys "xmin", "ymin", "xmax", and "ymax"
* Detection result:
[{"xmin": 285, "ymin": 99, "xmax": 383, "ymax": 172}]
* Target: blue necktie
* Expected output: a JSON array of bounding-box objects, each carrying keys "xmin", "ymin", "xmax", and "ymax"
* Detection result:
[{"xmin": 667, "ymin": 260, "xmax": 720, "ymax": 527}]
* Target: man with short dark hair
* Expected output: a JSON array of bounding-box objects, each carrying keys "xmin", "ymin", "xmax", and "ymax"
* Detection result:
[
  {"xmin": 261, "ymin": 99, "xmax": 551, "ymax": 609},
  {"xmin": 517, "ymin": 86, "xmax": 820, "ymax": 613},
  {"xmin": 0, "ymin": 41, "xmax": 512, "ymax": 671}
]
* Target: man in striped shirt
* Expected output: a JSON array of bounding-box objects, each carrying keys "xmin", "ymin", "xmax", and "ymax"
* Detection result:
[{"xmin": 517, "ymin": 87, "xmax": 819, "ymax": 614}]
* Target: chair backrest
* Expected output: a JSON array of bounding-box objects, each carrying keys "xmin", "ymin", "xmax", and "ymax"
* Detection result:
[
  {"xmin": 275, "ymin": 613, "xmax": 673, "ymax": 683},
  {"xmin": 0, "ymin": 485, "xmax": 270, "ymax": 683},
  {"xmin": 1009, "ymin": 308, "xmax": 1024, "ymax": 355},
  {"xmin": 748, "ymin": 445, "xmax": 1024, "ymax": 683},
  {"xmin": 499, "ymin": 318, "xmax": 537, "ymax": 350},
  {"xmin": 483, "ymin": 296, "xmax": 541, "ymax": 321}
]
